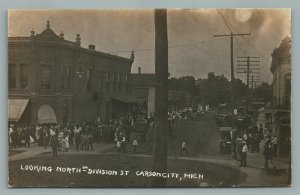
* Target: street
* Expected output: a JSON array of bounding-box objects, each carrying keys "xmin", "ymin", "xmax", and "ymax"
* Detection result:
[{"xmin": 9, "ymin": 110, "xmax": 290, "ymax": 187}]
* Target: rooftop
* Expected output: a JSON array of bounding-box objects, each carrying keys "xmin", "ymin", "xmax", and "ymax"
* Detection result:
[{"xmin": 8, "ymin": 21, "xmax": 134, "ymax": 63}]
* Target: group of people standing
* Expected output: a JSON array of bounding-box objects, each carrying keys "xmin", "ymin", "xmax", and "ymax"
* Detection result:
[
  {"xmin": 8, "ymin": 124, "xmax": 32, "ymax": 149},
  {"xmin": 263, "ymin": 135, "xmax": 279, "ymax": 168},
  {"xmin": 235, "ymin": 124, "xmax": 280, "ymax": 168}
]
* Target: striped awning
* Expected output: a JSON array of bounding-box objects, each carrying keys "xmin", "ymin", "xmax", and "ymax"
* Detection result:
[{"xmin": 8, "ymin": 99, "xmax": 29, "ymax": 121}]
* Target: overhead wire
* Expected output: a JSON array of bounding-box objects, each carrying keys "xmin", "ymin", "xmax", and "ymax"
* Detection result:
[
  {"xmin": 219, "ymin": 10, "xmax": 272, "ymax": 64},
  {"xmin": 107, "ymin": 39, "xmax": 223, "ymax": 54}
]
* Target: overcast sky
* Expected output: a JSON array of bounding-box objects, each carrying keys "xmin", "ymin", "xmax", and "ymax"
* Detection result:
[{"xmin": 8, "ymin": 9, "xmax": 291, "ymax": 84}]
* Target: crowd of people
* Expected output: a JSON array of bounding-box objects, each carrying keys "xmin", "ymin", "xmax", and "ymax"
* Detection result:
[
  {"xmin": 9, "ymin": 106, "xmax": 284, "ymax": 170},
  {"xmin": 234, "ymin": 124, "xmax": 280, "ymax": 168},
  {"xmin": 8, "ymin": 112, "xmax": 157, "ymax": 156}
]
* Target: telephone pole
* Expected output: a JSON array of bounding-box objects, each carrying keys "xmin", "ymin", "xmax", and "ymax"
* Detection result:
[
  {"xmin": 237, "ymin": 56, "xmax": 260, "ymax": 114},
  {"xmin": 152, "ymin": 9, "xmax": 168, "ymax": 187},
  {"xmin": 213, "ymin": 32, "xmax": 250, "ymax": 110}
]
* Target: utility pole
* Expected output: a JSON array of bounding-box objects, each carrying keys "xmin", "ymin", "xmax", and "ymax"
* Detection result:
[
  {"xmin": 213, "ymin": 33, "xmax": 250, "ymax": 110},
  {"xmin": 152, "ymin": 9, "xmax": 168, "ymax": 187},
  {"xmin": 237, "ymin": 56, "xmax": 260, "ymax": 115}
]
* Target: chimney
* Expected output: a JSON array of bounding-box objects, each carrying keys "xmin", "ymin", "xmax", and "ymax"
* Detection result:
[
  {"xmin": 138, "ymin": 67, "xmax": 141, "ymax": 74},
  {"xmin": 88, "ymin": 45, "xmax": 95, "ymax": 50}
]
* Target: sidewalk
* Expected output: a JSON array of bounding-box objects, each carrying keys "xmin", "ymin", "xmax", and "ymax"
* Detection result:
[
  {"xmin": 239, "ymin": 146, "xmax": 290, "ymax": 186},
  {"xmin": 8, "ymin": 142, "xmax": 115, "ymax": 161}
]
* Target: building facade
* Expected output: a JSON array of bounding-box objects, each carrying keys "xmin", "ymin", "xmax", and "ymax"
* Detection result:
[
  {"xmin": 129, "ymin": 67, "xmax": 156, "ymax": 115},
  {"xmin": 270, "ymin": 36, "xmax": 291, "ymax": 108},
  {"xmin": 8, "ymin": 21, "xmax": 134, "ymax": 125},
  {"xmin": 269, "ymin": 36, "xmax": 291, "ymax": 156}
]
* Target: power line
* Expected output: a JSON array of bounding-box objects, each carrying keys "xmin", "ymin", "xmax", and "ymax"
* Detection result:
[
  {"xmin": 214, "ymin": 10, "xmax": 251, "ymax": 108},
  {"xmin": 107, "ymin": 39, "xmax": 223, "ymax": 54},
  {"xmin": 235, "ymin": 36, "xmax": 247, "ymax": 56},
  {"xmin": 218, "ymin": 10, "xmax": 272, "ymax": 64},
  {"xmin": 217, "ymin": 10, "xmax": 232, "ymax": 32}
]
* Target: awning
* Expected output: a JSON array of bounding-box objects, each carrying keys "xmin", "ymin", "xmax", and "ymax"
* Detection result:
[
  {"xmin": 111, "ymin": 95, "xmax": 140, "ymax": 103},
  {"xmin": 37, "ymin": 104, "xmax": 57, "ymax": 124},
  {"xmin": 8, "ymin": 99, "xmax": 29, "ymax": 121}
]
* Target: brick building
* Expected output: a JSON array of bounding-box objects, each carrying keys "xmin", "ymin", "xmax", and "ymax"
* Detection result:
[{"xmin": 8, "ymin": 21, "xmax": 135, "ymax": 125}]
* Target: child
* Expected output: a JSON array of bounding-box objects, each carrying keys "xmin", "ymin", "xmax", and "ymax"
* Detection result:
[
  {"xmin": 133, "ymin": 138, "xmax": 138, "ymax": 152},
  {"xmin": 64, "ymin": 135, "xmax": 69, "ymax": 152}
]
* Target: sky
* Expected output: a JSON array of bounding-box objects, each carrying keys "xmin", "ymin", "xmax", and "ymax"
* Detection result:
[{"xmin": 8, "ymin": 9, "xmax": 291, "ymax": 84}]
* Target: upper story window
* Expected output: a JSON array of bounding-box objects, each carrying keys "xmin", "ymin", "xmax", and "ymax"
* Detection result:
[
  {"xmin": 118, "ymin": 73, "xmax": 122, "ymax": 90},
  {"xmin": 67, "ymin": 66, "xmax": 72, "ymax": 89},
  {"xmin": 8, "ymin": 63, "xmax": 17, "ymax": 89},
  {"xmin": 98, "ymin": 71, "xmax": 104, "ymax": 91},
  {"xmin": 104, "ymin": 72, "xmax": 109, "ymax": 90},
  {"xmin": 112, "ymin": 72, "xmax": 116, "ymax": 91},
  {"xmin": 40, "ymin": 64, "xmax": 52, "ymax": 90},
  {"xmin": 61, "ymin": 66, "xmax": 72, "ymax": 90},
  {"xmin": 19, "ymin": 63, "xmax": 29, "ymax": 89},
  {"xmin": 125, "ymin": 74, "xmax": 129, "ymax": 89},
  {"xmin": 87, "ymin": 69, "xmax": 92, "ymax": 91},
  {"xmin": 61, "ymin": 66, "xmax": 66, "ymax": 89}
]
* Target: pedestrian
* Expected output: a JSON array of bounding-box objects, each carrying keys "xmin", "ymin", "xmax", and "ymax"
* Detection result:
[
  {"xmin": 87, "ymin": 132, "xmax": 94, "ymax": 151},
  {"xmin": 254, "ymin": 133, "xmax": 260, "ymax": 152},
  {"xmin": 240, "ymin": 141, "xmax": 248, "ymax": 167},
  {"xmin": 50, "ymin": 136, "xmax": 59, "ymax": 157},
  {"xmin": 121, "ymin": 132, "xmax": 127, "ymax": 153},
  {"xmin": 43, "ymin": 128, "xmax": 49, "ymax": 149},
  {"xmin": 80, "ymin": 133, "xmax": 85, "ymax": 150},
  {"xmin": 74, "ymin": 124, "xmax": 81, "ymax": 151},
  {"xmin": 133, "ymin": 137, "xmax": 138, "ymax": 152},
  {"xmin": 181, "ymin": 140, "xmax": 188, "ymax": 154},
  {"xmin": 58, "ymin": 130, "xmax": 64, "ymax": 151},
  {"xmin": 81, "ymin": 133, "xmax": 88, "ymax": 151},
  {"xmin": 24, "ymin": 126, "xmax": 30, "ymax": 148},
  {"xmin": 65, "ymin": 135, "xmax": 69, "ymax": 152},
  {"xmin": 248, "ymin": 133, "xmax": 254, "ymax": 152},
  {"xmin": 259, "ymin": 124, "xmax": 264, "ymax": 142},
  {"xmin": 35, "ymin": 124, "xmax": 41, "ymax": 146},
  {"xmin": 116, "ymin": 140, "xmax": 121, "ymax": 152},
  {"xmin": 264, "ymin": 139, "xmax": 273, "ymax": 168},
  {"xmin": 61, "ymin": 134, "xmax": 69, "ymax": 152},
  {"xmin": 272, "ymin": 136, "xmax": 278, "ymax": 158}
]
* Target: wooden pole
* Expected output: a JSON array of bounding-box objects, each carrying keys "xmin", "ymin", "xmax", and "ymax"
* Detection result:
[{"xmin": 152, "ymin": 9, "xmax": 168, "ymax": 187}]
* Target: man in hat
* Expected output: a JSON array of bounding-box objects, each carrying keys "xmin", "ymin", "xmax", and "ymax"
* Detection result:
[{"xmin": 50, "ymin": 135, "xmax": 59, "ymax": 157}]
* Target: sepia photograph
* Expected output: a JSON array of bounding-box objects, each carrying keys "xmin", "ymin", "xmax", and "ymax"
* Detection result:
[{"xmin": 7, "ymin": 9, "xmax": 291, "ymax": 187}]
